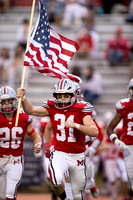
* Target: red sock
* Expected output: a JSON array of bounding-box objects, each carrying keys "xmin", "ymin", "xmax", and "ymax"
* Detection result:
[
  {"xmin": 90, "ymin": 185, "xmax": 97, "ymax": 193},
  {"xmin": 6, "ymin": 198, "xmax": 16, "ymax": 200}
]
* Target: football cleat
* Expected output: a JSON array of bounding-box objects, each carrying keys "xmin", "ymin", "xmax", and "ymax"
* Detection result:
[{"xmin": 90, "ymin": 185, "xmax": 99, "ymax": 198}]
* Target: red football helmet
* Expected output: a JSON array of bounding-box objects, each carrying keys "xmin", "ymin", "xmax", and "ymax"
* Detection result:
[{"xmin": 0, "ymin": 86, "xmax": 18, "ymax": 113}]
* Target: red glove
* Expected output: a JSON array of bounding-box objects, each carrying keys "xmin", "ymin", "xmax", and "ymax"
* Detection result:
[{"xmin": 44, "ymin": 142, "xmax": 51, "ymax": 158}]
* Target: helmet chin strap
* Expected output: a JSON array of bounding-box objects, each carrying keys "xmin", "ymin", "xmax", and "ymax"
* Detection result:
[
  {"xmin": 55, "ymin": 99, "xmax": 72, "ymax": 109},
  {"xmin": 55, "ymin": 94, "xmax": 75, "ymax": 109},
  {"xmin": 2, "ymin": 103, "xmax": 15, "ymax": 113}
]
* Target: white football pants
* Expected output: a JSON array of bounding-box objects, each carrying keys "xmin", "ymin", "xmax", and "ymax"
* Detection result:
[
  {"xmin": 0, "ymin": 155, "xmax": 24, "ymax": 199},
  {"xmin": 124, "ymin": 145, "xmax": 133, "ymax": 191},
  {"xmin": 49, "ymin": 150, "xmax": 86, "ymax": 200}
]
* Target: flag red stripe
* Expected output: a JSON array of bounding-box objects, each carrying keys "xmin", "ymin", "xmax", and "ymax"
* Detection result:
[
  {"xmin": 50, "ymin": 35, "xmax": 77, "ymax": 57},
  {"xmin": 30, "ymin": 43, "xmax": 39, "ymax": 52},
  {"xmin": 36, "ymin": 49, "xmax": 49, "ymax": 67},
  {"xmin": 59, "ymin": 34, "xmax": 79, "ymax": 50},
  {"xmin": 48, "ymin": 47, "xmax": 68, "ymax": 68}
]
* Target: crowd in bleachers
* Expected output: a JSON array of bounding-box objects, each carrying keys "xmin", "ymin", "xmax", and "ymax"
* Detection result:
[{"xmin": 0, "ymin": 0, "xmax": 132, "ymax": 101}]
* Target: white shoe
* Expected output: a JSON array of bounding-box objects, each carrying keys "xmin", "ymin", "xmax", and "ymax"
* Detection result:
[{"xmin": 91, "ymin": 188, "xmax": 99, "ymax": 198}]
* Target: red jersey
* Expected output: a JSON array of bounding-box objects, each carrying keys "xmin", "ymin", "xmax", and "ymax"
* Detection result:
[
  {"xmin": 39, "ymin": 117, "xmax": 55, "ymax": 146},
  {"xmin": 77, "ymin": 35, "xmax": 93, "ymax": 51},
  {"xmin": 93, "ymin": 120, "xmax": 103, "ymax": 142},
  {"xmin": 86, "ymin": 120, "xmax": 103, "ymax": 145},
  {"xmin": 103, "ymin": 136, "xmax": 119, "ymax": 160},
  {"xmin": 106, "ymin": 36, "xmax": 130, "ymax": 59},
  {"xmin": 39, "ymin": 117, "xmax": 50, "ymax": 137},
  {"xmin": 116, "ymin": 98, "xmax": 133, "ymax": 145},
  {"xmin": 0, "ymin": 108, "xmax": 32, "ymax": 157},
  {"xmin": 86, "ymin": 120, "xmax": 103, "ymax": 155},
  {"xmin": 43, "ymin": 100, "xmax": 93, "ymax": 153}
]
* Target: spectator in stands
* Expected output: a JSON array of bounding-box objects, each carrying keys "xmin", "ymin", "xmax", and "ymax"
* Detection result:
[
  {"xmin": 126, "ymin": 0, "xmax": 133, "ymax": 23},
  {"xmin": 62, "ymin": 0, "xmax": 88, "ymax": 26},
  {"xmin": 76, "ymin": 27, "xmax": 93, "ymax": 59},
  {"xmin": 102, "ymin": 0, "xmax": 114, "ymax": 14},
  {"xmin": 46, "ymin": 0, "xmax": 64, "ymax": 26},
  {"xmin": 87, "ymin": 0, "xmax": 104, "ymax": 14},
  {"xmin": 8, "ymin": 43, "xmax": 29, "ymax": 88},
  {"xmin": 70, "ymin": 65, "xmax": 82, "ymax": 78},
  {"xmin": 0, "ymin": 0, "xmax": 14, "ymax": 13},
  {"xmin": 81, "ymin": 65, "xmax": 103, "ymax": 105},
  {"xmin": 105, "ymin": 26, "xmax": 131, "ymax": 66},
  {"xmin": 0, "ymin": 47, "xmax": 11, "ymax": 84},
  {"xmin": 16, "ymin": 18, "xmax": 29, "ymax": 50},
  {"xmin": 82, "ymin": 11, "xmax": 100, "ymax": 60},
  {"xmin": 82, "ymin": 10, "xmax": 95, "ymax": 31}
]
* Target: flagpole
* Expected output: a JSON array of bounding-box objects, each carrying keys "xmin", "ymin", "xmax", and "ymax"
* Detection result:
[{"xmin": 15, "ymin": 0, "xmax": 36, "ymax": 126}]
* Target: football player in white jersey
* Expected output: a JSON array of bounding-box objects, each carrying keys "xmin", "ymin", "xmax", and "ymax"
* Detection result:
[
  {"xmin": 0, "ymin": 86, "xmax": 42, "ymax": 200},
  {"xmin": 17, "ymin": 78, "xmax": 98, "ymax": 200}
]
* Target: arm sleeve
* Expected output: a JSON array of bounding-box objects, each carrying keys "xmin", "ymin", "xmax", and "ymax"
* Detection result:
[
  {"xmin": 82, "ymin": 102, "xmax": 94, "ymax": 117},
  {"xmin": 115, "ymin": 100, "xmax": 124, "ymax": 115}
]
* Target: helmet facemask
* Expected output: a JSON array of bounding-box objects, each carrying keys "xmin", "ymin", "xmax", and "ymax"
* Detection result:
[
  {"xmin": 0, "ymin": 86, "xmax": 18, "ymax": 114},
  {"xmin": 0, "ymin": 98, "xmax": 18, "ymax": 114},
  {"xmin": 53, "ymin": 93, "xmax": 77, "ymax": 109}
]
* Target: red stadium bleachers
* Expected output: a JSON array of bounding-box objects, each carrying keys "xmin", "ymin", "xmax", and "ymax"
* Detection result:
[{"xmin": 13, "ymin": 0, "xmax": 33, "ymax": 6}]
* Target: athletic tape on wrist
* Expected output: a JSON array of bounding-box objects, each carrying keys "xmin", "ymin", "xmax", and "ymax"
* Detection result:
[
  {"xmin": 110, "ymin": 133, "xmax": 118, "ymax": 141},
  {"xmin": 75, "ymin": 123, "xmax": 80, "ymax": 129},
  {"xmin": 22, "ymin": 95, "xmax": 26, "ymax": 101},
  {"xmin": 35, "ymin": 141, "xmax": 42, "ymax": 148}
]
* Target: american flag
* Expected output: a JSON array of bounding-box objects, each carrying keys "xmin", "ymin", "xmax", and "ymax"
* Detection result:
[{"xmin": 24, "ymin": 0, "xmax": 81, "ymax": 83}]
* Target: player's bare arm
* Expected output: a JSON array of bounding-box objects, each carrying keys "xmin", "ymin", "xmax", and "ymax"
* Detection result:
[
  {"xmin": 26, "ymin": 123, "xmax": 42, "ymax": 153},
  {"xmin": 17, "ymin": 88, "xmax": 49, "ymax": 117},
  {"xmin": 44, "ymin": 121, "xmax": 52, "ymax": 143},
  {"xmin": 65, "ymin": 115, "xmax": 98, "ymax": 137},
  {"xmin": 106, "ymin": 112, "xmax": 122, "ymax": 141},
  {"xmin": 44, "ymin": 121, "xmax": 52, "ymax": 158},
  {"xmin": 106, "ymin": 112, "xmax": 127, "ymax": 151}
]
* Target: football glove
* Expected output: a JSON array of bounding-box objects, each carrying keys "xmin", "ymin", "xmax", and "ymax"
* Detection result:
[
  {"xmin": 115, "ymin": 139, "xmax": 127, "ymax": 152},
  {"xmin": 44, "ymin": 142, "xmax": 51, "ymax": 158}
]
